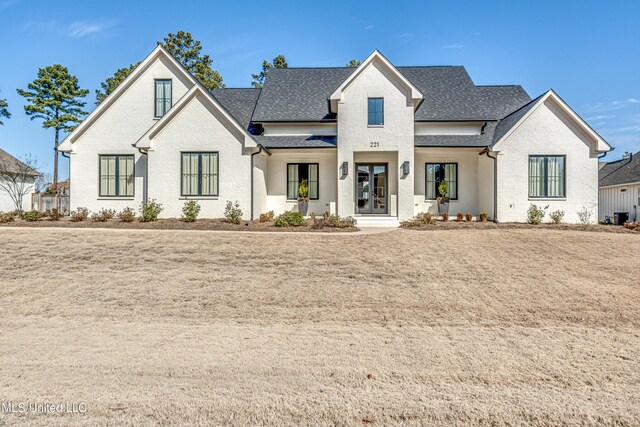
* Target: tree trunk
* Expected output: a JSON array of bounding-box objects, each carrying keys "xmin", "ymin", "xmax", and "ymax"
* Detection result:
[{"xmin": 53, "ymin": 127, "xmax": 59, "ymax": 186}]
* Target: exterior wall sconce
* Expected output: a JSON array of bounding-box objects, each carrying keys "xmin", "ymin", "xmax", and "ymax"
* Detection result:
[
  {"xmin": 402, "ymin": 161, "xmax": 410, "ymax": 175},
  {"xmin": 341, "ymin": 161, "xmax": 349, "ymax": 177}
]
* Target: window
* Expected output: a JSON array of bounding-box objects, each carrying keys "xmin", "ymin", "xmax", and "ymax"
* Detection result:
[
  {"xmin": 425, "ymin": 163, "xmax": 458, "ymax": 200},
  {"xmin": 99, "ymin": 155, "xmax": 134, "ymax": 197},
  {"xmin": 368, "ymin": 98, "xmax": 384, "ymax": 126},
  {"xmin": 181, "ymin": 152, "xmax": 219, "ymax": 196},
  {"xmin": 287, "ymin": 163, "xmax": 319, "ymax": 200},
  {"xmin": 529, "ymin": 155, "xmax": 565, "ymax": 198},
  {"xmin": 155, "ymin": 79, "xmax": 172, "ymax": 117}
]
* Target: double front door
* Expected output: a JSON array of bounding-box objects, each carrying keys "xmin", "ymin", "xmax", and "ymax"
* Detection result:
[{"xmin": 356, "ymin": 163, "xmax": 388, "ymax": 214}]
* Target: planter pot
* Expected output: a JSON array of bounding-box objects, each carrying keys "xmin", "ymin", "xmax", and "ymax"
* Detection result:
[
  {"xmin": 437, "ymin": 200, "xmax": 450, "ymax": 214},
  {"xmin": 298, "ymin": 200, "xmax": 309, "ymax": 215}
]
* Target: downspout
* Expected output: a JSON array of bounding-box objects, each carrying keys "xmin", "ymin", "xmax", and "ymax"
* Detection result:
[
  {"xmin": 250, "ymin": 144, "xmax": 271, "ymax": 221},
  {"xmin": 136, "ymin": 147, "xmax": 149, "ymax": 204},
  {"xmin": 484, "ymin": 149, "xmax": 499, "ymax": 223}
]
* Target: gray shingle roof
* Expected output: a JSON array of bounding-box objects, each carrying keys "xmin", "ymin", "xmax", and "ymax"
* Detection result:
[
  {"xmin": 492, "ymin": 94, "xmax": 544, "ymax": 146},
  {"xmin": 254, "ymin": 135, "xmax": 337, "ymax": 149},
  {"xmin": 252, "ymin": 68, "xmax": 355, "ymax": 122},
  {"xmin": 0, "ymin": 148, "xmax": 39, "ymax": 176},
  {"xmin": 248, "ymin": 66, "xmax": 531, "ymax": 123},
  {"xmin": 415, "ymin": 122, "xmax": 497, "ymax": 147},
  {"xmin": 599, "ymin": 153, "xmax": 640, "ymax": 187},
  {"xmin": 210, "ymin": 88, "xmax": 261, "ymax": 128}
]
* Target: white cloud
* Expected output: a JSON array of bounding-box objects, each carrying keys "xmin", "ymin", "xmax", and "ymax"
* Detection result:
[
  {"xmin": 68, "ymin": 21, "xmax": 108, "ymax": 38},
  {"xmin": 442, "ymin": 44, "xmax": 464, "ymax": 49},
  {"xmin": 582, "ymin": 98, "xmax": 640, "ymax": 113},
  {"xmin": 364, "ymin": 25, "xmax": 375, "ymax": 30}
]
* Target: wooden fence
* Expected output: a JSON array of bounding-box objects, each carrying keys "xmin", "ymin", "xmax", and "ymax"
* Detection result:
[{"xmin": 31, "ymin": 194, "xmax": 70, "ymax": 214}]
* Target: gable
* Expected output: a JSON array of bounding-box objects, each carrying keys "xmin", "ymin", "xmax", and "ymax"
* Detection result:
[
  {"xmin": 329, "ymin": 51, "xmax": 422, "ymax": 113},
  {"xmin": 136, "ymin": 86, "xmax": 257, "ymax": 150},
  {"xmin": 58, "ymin": 46, "xmax": 197, "ymax": 152},
  {"xmin": 492, "ymin": 90, "xmax": 611, "ymax": 154}
]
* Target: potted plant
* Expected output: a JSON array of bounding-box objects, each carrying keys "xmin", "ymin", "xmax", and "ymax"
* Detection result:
[
  {"xmin": 437, "ymin": 180, "xmax": 450, "ymax": 214},
  {"xmin": 297, "ymin": 179, "xmax": 309, "ymax": 215}
]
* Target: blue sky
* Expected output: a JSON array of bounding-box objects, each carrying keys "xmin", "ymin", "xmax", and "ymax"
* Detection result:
[{"xmin": 1, "ymin": 0, "xmax": 639, "ymax": 179}]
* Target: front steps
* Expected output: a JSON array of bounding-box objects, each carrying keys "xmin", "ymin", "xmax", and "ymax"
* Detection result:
[{"xmin": 354, "ymin": 216, "xmax": 400, "ymax": 228}]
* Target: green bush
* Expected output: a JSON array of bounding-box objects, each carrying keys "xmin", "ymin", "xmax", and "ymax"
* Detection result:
[
  {"xmin": 23, "ymin": 210, "xmax": 41, "ymax": 222},
  {"xmin": 70, "ymin": 207, "xmax": 89, "ymax": 222},
  {"xmin": 274, "ymin": 210, "xmax": 305, "ymax": 227},
  {"xmin": 181, "ymin": 200, "xmax": 201, "ymax": 222},
  {"xmin": 527, "ymin": 204, "xmax": 547, "ymax": 225},
  {"xmin": 549, "ymin": 210, "xmax": 565, "ymax": 224},
  {"xmin": 140, "ymin": 199, "xmax": 163, "ymax": 222},
  {"xmin": 577, "ymin": 207, "xmax": 592, "ymax": 225},
  {"xmin": 0, "ymin": 212, "xmax": 15, "ymax": 223},
  {"xmin": 224, "ymin": 200, "xmax": 243, "ymax": 224},
  {"xmin": 118, "ymin": 207, "xmax": 136, "ymax": 222}
]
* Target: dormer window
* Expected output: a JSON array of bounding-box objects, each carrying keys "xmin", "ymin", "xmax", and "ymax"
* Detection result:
[
  {"xmin": 368, "ymin": 98, "xmax": 384, "ymax": 126},
  {"xmin": 155, "ymin": 79, "xmax": 172, "ymax": 118}
]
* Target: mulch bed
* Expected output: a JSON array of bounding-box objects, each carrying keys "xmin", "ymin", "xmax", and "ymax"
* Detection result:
[
  {"xmin": 0, "ymin": 217, "xmax": 359, "ymax": 232},
  {"xmin": 401, "ymin": 220, "xmax": 638, "ymax": 234}
]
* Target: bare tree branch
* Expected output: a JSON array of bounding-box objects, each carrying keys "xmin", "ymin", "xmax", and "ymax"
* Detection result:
[{"xmin": 0, "ymin": 153, "xmax": 41, "ymax": 214}]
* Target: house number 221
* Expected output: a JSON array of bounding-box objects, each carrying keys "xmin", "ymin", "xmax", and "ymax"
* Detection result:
[{"xmin": 370, "ymin": 141, "xmax": 380, "ymax": 148}]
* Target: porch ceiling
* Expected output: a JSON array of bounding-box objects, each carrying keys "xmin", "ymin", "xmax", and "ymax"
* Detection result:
[{"xmin": 414, "ymin": 121, "xmax": 496, "ymax": 148}]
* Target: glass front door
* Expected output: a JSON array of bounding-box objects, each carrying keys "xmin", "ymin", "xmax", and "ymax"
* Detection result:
[{"xmin": 356, "ymin": 164, "xmax": 387, "ymax": 214}]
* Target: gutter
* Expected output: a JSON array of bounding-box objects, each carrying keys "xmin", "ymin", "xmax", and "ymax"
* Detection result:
[
  {"xmin": 481, "ymin": 148, "xmax": 499, "ymax": 223},
  {"xmin": 135, "ymin": 146, "xmax": 149, "ymax": 204},
  {"xmin": 598, "ymin": 146, "xmax": 614, "ymax": 160},
  {"xmin": 250, "ymin": 144, "xmax": 271, "ymax": 221}
]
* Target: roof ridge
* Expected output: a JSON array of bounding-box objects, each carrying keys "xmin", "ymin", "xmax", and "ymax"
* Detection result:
[{"xmin": 211, "ymin": 87, "xmax": 260, "ymax": 91}]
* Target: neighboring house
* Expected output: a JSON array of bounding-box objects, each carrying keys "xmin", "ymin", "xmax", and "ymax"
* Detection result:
[
  {"xmin": 599, "ymin": 152, "xmax": 640, "ymax": 223},
  {"xmin": 0, "ymin": 148, "xmax": 39, "ymax": 213},
  {"xmin": 58, "ymin": 46, "xmax": 611, "ymax": 224}
]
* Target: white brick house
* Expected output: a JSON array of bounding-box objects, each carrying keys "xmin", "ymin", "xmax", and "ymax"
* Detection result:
[{"xmin": 59, "ymin": 46, "xmax": 611, "ymax": 223}]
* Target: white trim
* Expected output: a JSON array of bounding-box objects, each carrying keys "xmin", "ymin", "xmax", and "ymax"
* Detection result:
[
  {"xmin": 135, "ymin": 85, "xmax": 257, "ymax": 149},
  {"xmin": 599, "ymin": 181, "xmax": 640, "ymax": 189},
  {"xmin": 58, "ymin": 45, "xmax": 198, "ymax": 153},
  {"xmin": 328, "ymin": 50, "xmax": 423, "ymax": 113},
  {"xmin": 492, "ymin": 89, "xmax": 612, "ymax": 153}
]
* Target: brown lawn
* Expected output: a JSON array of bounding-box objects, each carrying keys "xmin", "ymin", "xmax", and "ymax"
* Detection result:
[{"xmin": 0, "ymin": 227, "xmax": 639, "ymax": 426}]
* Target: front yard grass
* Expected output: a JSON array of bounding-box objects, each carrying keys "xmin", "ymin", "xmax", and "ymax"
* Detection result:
[{"xmin": 0, "ymin": 228, "xmax": 638, "ymax": 426}]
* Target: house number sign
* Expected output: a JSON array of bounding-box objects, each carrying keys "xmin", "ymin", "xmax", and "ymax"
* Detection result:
[{"xmin": 370, "ymin": 141, "xmax": 380, "ymax": 148}]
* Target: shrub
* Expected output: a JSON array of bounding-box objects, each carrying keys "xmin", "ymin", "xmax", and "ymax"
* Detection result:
[
  {"xmin": 418, "ymin": 212, "xmax": 434, "ymax": 225},
  {"xmin": 224, "ymin": 200, "xmax": 243, "ymax": 224},
  {"xmin": 140, "ymin": 199, "xmax": 163, "ymax": 222},
  {"xmin": 549, "ymin": 210, "xmax": 565, "ymax": 224},
  {"xmin": 311, "ymin": 213, "xmax": 356, "ymax": 229},
  {"xmin": 0, "ymin": 212, "xmax": 15, "ymax": 223},
  {"xmin": 70, "ymin": 207, "xmax": 89, "ymax": 222},
  {"xmin": 456, "ymin": 212, "xmax": 464, "ymax": 222},
  {"xmin": 441, "ymin": 212, "xmax": 449, "ymax": 222},
  {"xmin": 259, "ymin": 211, "xmax": 275, "ymax": 222},
  {"xmin": 438, "ymin": 180, "xmax": 449, "ymax": 199},
  {"xmin": 91, "ymin": 208, "xmax": 117, "ymax": 222},
  {"xmin": 400, "ymin": 219, "xmax": 422, "ymax": 228},
  {"xmin": 118, "ymin": 207, "xmax": 136, "ymax": 222},
  {"xmin": 527, "ymin": 204, "xmax": 547, "ymax": 225},
  {"xmin": 479, "ymin": 212, "xmax": 488, "ymax": 222},
  {"xmin": 465, "ymin": 212, "xmax": 473, "ymax": 222},
  {"xmin": 577, "ymin": 207, "xmax": 592, "ymax": 225},
  {"xmin": 47, "ymin": 208, "xmax": 63, "ymax": 221},
  {"xmin": 274, "ymin": 210, "xmax": 305, "ymax": 227},
  {"xmin": 181, "ymin": 200, "xmax": 201, "ymax": 222},
  {"xmin": 23, "ymin": 210, "xmax": 41, "ymax": 222}
]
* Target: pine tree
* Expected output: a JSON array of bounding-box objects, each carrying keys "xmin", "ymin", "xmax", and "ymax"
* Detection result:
[
  {"xmin": 346, "ymin": 59, "xmax": 361, "ymax": 67},
  {"xmin": 252, "ymin": 55, "xmax": 288, "ymax": 88},
  {"xmin": 0, "ymin": 96, "xmax": 9, "ymax": 125},
  {"xmin": 95, "ymin": 62, "xmax": 140, "ymax": 105},
  {"xmin": 17, "ymin": 65, "xmax": 88, "ymax": 184},
  {"xmin": 159, "ymin": 30, "xmax": 224, "ymax": 90}
]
